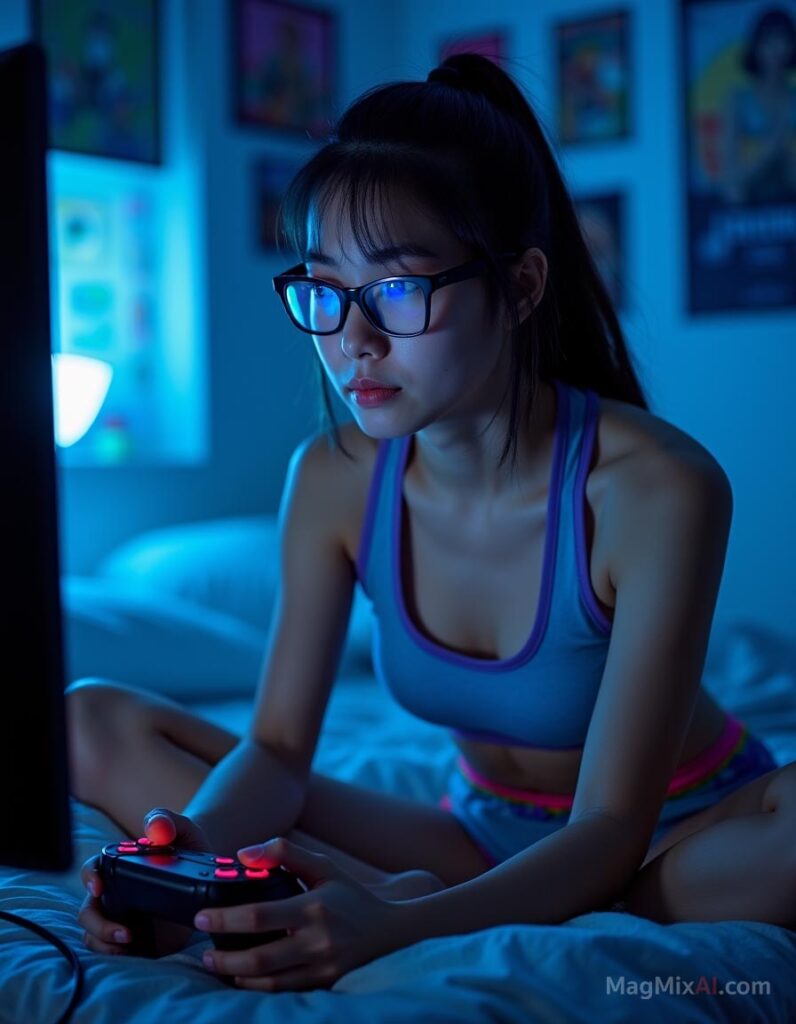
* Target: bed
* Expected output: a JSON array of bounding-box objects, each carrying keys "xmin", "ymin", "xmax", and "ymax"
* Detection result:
[{"xmin": 3, "ymin": 516, "xmax": 795, "ymax": 1023}]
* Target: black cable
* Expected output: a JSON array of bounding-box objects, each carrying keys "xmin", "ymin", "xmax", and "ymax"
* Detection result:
[{"xmin": 0, "ymin": 910, "xmax": 83, "ymax": 1024}]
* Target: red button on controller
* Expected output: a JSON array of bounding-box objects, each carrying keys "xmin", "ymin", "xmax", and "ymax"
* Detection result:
[
  {"xmin": 214, "ymin": 868, "xmax": 239, "ymax": 879},
  {"xmin": 245, "ymin": 868, "xmax": 270, "ymax": 878},
  {"xmin": 214, "ymin": 857, "xmax": 235, "ymax": 865}
]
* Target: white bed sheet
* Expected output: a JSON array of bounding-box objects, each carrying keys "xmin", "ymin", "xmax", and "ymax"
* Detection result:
[{"xmin": 3, "ymin": 624, "xmax": 796, "ymax": 1023}]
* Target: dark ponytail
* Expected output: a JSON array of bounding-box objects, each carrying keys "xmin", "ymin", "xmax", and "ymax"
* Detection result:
[{"xmin": 275, "ymin": 53, "xmax": 649, "ymax": 469}]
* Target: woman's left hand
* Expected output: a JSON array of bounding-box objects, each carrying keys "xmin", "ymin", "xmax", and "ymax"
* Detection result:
[{"xmin": 194, "ymin": 836, "xmax": 406, "ymax": 992}]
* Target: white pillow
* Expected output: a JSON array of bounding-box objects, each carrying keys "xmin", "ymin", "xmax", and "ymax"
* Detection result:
[
  {"xmin": 61, "ymin": 576, "xmax": 267, "ymax": 699},
  {"xmin": 96, "ymin": 517, "xmax": 281, "ymax": 631},
  {"xmin": 94, "ymin": 516, "xmax": 374, "ymax": 674}
]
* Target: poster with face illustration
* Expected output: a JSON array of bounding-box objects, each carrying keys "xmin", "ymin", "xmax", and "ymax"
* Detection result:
[{"xmin": 681, "ymin": 0, "xmax": 796, "ymax": 312}]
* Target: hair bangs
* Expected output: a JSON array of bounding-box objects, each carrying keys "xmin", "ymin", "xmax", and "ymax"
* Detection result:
[{"xmin": 277, "ymin": 141, "xmax": 509, "ymax": 334}]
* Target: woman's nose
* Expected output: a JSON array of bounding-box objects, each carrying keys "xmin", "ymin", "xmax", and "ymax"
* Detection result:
[{"xmin": 340, "ymin": 302, "xmax": 390, "ymax": 358}]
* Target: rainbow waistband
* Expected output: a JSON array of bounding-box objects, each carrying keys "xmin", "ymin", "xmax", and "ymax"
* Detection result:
[{"xmin": 455, "ymin": 712, "xmax": 749, "ymax": 811}]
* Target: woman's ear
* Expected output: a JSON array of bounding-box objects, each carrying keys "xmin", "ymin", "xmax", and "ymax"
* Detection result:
[
  {"xmin": 512, "ymin": 247, "xmax": 548, "ymax": 325},
  {"xmin": 516, "ymin": 247, "xmax": 545, "ymax": 319}
]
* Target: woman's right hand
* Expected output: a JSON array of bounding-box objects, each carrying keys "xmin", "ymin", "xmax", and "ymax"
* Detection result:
[{"xmin": 78, "ymin": 808, "xmax": 213, "ymax": 956}]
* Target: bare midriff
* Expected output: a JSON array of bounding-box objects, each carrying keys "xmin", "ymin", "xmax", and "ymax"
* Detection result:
[{"xmin": 451, "ymin": 687, "xmax": 728, "ymax": 794}]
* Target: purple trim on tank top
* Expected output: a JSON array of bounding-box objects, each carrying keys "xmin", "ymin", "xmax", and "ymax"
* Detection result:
[
  {"xmin": 574, "ymin": 389, "xmax": 614, "ymax": 635},
  {"xmin": 392, "ymin": 378, "xmax": 570, "ymax": 672},
  {"xmin": 355, "ymin": 438, "xmax": 391, "ymax": 594}
]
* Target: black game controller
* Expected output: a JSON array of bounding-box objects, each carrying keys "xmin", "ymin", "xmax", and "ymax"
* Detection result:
[{"xmin": 99, "ymin": 837, "xmax": 307, "ymax": 959}]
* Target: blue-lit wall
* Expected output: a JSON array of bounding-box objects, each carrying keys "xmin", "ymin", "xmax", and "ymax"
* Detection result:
[
  {"xmin": 401, "ymin": 0, "xmax": 796, "ymax": 643},
  {"xmin": 3, "ymin": 0, "xmax": 795, "ymax": 642},
  {"xmin": 0, "ymin": 0, "xmax": 395, "ymax": 570}
]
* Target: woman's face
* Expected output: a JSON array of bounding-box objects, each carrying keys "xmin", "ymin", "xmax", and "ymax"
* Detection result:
[{"xmin": 305, "ymin": 191, "xmax": 515, "ymax": 440}]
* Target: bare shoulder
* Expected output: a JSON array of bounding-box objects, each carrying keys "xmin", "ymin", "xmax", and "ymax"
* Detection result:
[
  {"xmin": 596, "ymin": 395, "xmax": 732, "ymax": 587},
  {"xmin": 597, "ymin": 393, "xmax": 728, "ymax": 477}
]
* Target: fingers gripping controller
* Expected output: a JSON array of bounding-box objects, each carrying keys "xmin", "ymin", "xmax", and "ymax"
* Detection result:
[{"xmin": 99, "ymin": 839, "xmax": 307, "ymax": 956}]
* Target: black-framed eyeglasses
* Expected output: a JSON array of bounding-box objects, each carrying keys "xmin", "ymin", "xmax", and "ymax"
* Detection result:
[{"xmin": 272, "ymin": 251, "xmax": 522, "ymax": 338}]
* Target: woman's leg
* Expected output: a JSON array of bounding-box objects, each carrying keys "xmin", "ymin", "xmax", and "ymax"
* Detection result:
[
  {"xmin": 67, "ymin": 680, "xmax": 239, "ymax": 837},
  {"xmin": 65, "ymin": 679, "xmax": 482, "ymax": 888},
  {"xmin": 621, "ymin": 762, "xmax": 796, "ymax": 925}
]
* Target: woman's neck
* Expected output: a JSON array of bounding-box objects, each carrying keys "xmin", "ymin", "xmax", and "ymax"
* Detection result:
[{"xmin": 409, "ymin": 379, "xmax": 558, "ymax": 510}]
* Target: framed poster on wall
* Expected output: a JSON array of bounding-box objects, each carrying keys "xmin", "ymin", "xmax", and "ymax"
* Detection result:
[
  {"xmin": 232, "ymin": 0, "xmax": 336, "ymax": 138},
  {"xmin": 32, "ymin": 0, "xmax": 160, "ymax": 164},
  {"xmin": 681, "ymin": 0, "xmax": 796, "ymax": 313},
  {"xmin": 574, "ymin": 191, "xmax": 627, "ymax": 313},
  {"xmin": 555, "ymin": 10, "xmax": 631, "ymax": 145},
  {"xmin": 252, "ymin": 153, "xmax": 306, "ymax": 252}
]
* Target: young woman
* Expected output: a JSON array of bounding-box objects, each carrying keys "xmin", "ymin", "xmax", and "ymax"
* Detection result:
[{"xmin": 70, "ymin": 54, "xmax": 796, "ymax": 992}]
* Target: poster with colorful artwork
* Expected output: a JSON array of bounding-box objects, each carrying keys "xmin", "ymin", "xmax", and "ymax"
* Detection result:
[
  {"xmin": 681, "ymin": 0, "xmax": 796, "ymax": 312},
  {"xmin": 555, "ymin": 10, "xmax": 631, "ymax": 145},
  {"xmin": 33, "ymin": 0, "xmax": 160, "ymax": 163},
  {"xmin": 52, "ymin": 171, "xmax": 162, "ymax": 463},
  {"xmin": 233, "ymin": 0, "xmax": 336, "ymax": 137}
]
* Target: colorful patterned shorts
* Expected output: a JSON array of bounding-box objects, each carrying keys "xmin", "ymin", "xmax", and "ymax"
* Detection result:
[{"xmin": 438, "ymin": 712, "xmax": 778, "ymax": 869}]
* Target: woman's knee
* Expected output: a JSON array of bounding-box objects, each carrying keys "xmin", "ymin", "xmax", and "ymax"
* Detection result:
[
  {"xmin": 66, "ymin": 678, "xmax": 148, "ymax": 731},
  {"xmin": 65, "ymin": 679, "xmax": 156, "ymax": 798}
]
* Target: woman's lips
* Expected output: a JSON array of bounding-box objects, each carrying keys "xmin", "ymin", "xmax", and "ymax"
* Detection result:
[{"xmin": 349, "ymin": 386, "xmax": 402, "ymax": 408}]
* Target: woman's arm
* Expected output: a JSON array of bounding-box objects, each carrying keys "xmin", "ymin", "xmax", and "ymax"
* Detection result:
[
  {"xmin": 182, "ymin": 738, "xmax": 309, "ymax": 853},
  {"xmin": 392, "ymin": 450, "xmax": 733, "ymax": 944},
  {"xmin": 389, "ymin": 810, "xmax": 641, "ymax": 944},
  {"xmin": 183, "ymin": 433, "xmax": 357, "ymax": 852}
]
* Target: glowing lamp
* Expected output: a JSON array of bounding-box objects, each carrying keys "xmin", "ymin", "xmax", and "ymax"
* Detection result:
[{"xmin": 51, "ymin": 353, "xmax": 113, "ymax": 447}]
